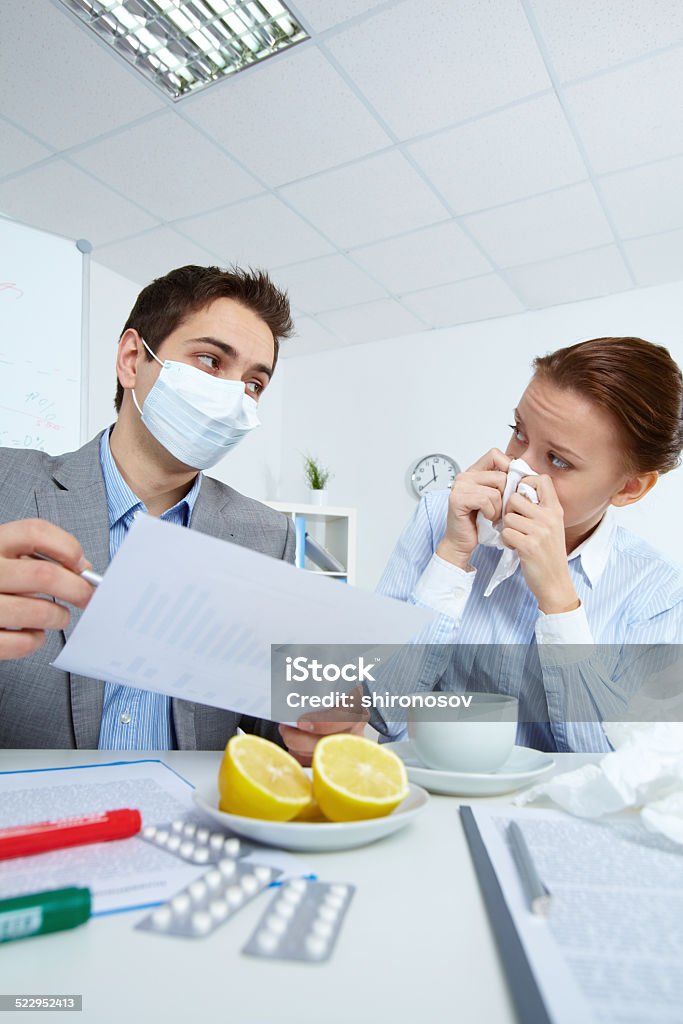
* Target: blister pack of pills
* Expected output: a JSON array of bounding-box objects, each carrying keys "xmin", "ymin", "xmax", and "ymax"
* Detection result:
[
  {"xmin": 140, "ymin": 819, "xmax": 251, "ymax": 866},
  {"xmin": 242, "ymin": 879, "xmax": 355, "ymax": 963},
  {"xmin": 135, "ymin": 859, "xmax": 281, "ymax": 939}
]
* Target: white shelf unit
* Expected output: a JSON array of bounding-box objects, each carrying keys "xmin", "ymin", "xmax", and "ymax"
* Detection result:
[{"xmin": 267, "ymin": 502, "xmax": 357, "ymax": 585}]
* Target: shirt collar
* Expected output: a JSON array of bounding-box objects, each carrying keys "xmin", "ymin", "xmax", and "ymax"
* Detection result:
[
  {"xmin": 568, "ymin": 509, "xmax": 616, "ymax": 587},
  {"xmin": 99, "ymin": 428, "xmax": 202, "ymax": 528}
]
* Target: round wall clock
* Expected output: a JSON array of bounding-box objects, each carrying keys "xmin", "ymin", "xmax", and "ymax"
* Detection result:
[{"xmin": 410, "ymin": 454, "xmax": 459, "ymax": 497}]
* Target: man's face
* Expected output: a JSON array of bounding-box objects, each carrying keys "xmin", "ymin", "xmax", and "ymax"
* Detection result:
[
  {"xmin": 134, "ymin": 297, "xmax": 275, "ymax": 407},
  {"xmin": 505, "ymin": 377, "xmax": 633, "ymax": 538}
]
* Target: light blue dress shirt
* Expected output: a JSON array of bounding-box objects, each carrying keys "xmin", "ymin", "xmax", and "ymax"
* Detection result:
[
  {"xmin": 376, "ymin": 491, "xmax": 683, "ymax": 753},
  {"xmin": 97, "ymin": 429, "xmax": 202, "ymax": 750}
]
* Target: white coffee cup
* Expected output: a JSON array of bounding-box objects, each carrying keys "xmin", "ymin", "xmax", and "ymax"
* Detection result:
[{"xmin": 407, "ymin": 693, "xmax": 518, "ymax": 773}]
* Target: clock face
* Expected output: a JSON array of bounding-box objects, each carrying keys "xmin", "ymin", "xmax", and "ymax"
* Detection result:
[{"xmin": 411, "ymin": 454, "xmax": 459, "ymax": 497}]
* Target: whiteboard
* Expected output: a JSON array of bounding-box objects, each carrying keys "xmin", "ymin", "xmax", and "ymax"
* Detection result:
[{"xmin": 0, "ymin": 217, "xmax": 86, "ymax": 456}]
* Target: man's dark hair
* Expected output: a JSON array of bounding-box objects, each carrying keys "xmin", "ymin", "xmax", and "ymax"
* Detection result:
[{"xmin": 114, "ymin": 264, "xmax": 293, "ymax": 412}]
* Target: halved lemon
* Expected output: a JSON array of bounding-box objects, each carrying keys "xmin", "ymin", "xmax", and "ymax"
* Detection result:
[
  {"xmin": 218, "ymin": 735, "xmax": 312, "ymax": 821},
  {"xmin": 312, "ymin": 734, "xmax": 409, "ymax": 822}
]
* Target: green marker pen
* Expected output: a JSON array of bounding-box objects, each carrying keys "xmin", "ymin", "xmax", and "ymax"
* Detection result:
[{"xmin": 0, "ymin": 886, "xmax": 91, "ymax": 943}]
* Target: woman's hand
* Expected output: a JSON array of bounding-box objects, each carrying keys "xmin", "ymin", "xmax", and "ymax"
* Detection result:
[
  {"xmin": 501, "ymin": 475, "xmax": 580, "ymax": 614},
  {"xmin": 436, "ymin": 449, "xmax": 511, "ymax": 570}
]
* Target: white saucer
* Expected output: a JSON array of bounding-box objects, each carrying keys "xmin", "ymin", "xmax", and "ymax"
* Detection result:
[
  {"xmin": 389, "ymin": 743, "xmax": 555, "ymax": 797},
  {"xmin": 193, "ymin": 782, "xmax": 429, "ymax": 853}
]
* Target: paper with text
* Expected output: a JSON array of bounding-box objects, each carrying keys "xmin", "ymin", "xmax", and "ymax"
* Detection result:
[{"xmin": 54, "ymin": 514, "xmax": 435, "ymax": 719}]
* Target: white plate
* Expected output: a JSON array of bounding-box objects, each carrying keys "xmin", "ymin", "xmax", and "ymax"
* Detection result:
[
  {"xmin": 390, "ymin": 743, "xmax": 555, "ymax": 797},
  {"xmin": 193, "ymin": 783, "xmax": 429, "ymax": 852}
]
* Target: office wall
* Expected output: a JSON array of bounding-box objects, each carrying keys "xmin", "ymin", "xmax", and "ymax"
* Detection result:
[
  {"xmin": 278, "ymin": 279, "xmax": 683, "ymax": 590},
  {"xmin": 87, "ymin": 261, "xmax": 285, "ymax": 498}
]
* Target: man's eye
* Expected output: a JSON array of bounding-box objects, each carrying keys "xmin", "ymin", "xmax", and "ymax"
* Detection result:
[
  {"xmin": 246, "ymin": 381, "xmax": 263, "ymax": 396},
  {"xmin": 197, "ymin": 354, "xmax": 218, "ymax": 370},
  {"xmin": 549, "ymin": 452, "xmax": 570, "ymax": 470}
]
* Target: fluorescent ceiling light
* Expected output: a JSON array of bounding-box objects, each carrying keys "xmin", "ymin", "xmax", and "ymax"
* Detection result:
[{"xmin": 57, "ymin": 0, "xmax": 308, "ymax": 100}]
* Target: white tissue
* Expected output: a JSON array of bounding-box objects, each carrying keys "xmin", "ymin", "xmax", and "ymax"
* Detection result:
[
  {"xmin": 516, "ymin": 723, "xmax": 683, "ymax": 845},
  {"xmin": 476, "ymin": 457, "xmax": 539, "ymax": 597}
]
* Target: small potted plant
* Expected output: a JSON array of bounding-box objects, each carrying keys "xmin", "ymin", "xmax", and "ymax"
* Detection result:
[{"xmin": 303, "ymin": 453, "xmax": 332, "ymax": 505}]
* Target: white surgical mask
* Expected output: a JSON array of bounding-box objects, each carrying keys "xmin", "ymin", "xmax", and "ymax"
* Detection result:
[{"xmin": 131, "ymin": 337, "xmax": 261, "ymax": 469}]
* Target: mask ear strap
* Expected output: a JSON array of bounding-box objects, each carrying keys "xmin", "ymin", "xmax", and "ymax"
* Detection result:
[{"xmin": 140, "ymin": 335, "xmax": 164, "ymax": 367}]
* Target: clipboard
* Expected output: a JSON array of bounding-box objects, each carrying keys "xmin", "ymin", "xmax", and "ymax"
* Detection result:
[{"xmin": 460, "ymin": 806, "xmax": 552, "ymax": 1024}]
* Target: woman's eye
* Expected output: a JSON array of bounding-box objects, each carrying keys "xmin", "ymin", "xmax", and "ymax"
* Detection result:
[
  {"xmin": 508, "ymin": 423, "xmax": 525, "ymax": 442},
  {"xmin": 197, "ymin": 354, "xmax": 218, "ymax": 370},
  {"xmin": 549, "ymin": 453, "xmax": 570, "ymax": 470}
]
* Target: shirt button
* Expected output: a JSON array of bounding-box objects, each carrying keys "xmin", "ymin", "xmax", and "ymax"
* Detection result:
[{"xmin": 120, "ymin": 712, "xmax": 132, "ymax": 725}]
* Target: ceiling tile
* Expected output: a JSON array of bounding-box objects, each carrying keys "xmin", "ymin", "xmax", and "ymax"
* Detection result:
[
  {"xmin": 316, "ymin": 298, "xmax": 424, "ymax": 345},
  {"xmin": 0, "ymin": 159, "xmax": 157, "ymax": 247},
  {"xmin": 290, "ymin": 1, "xmax": 389, "ymax": 33},
  {"xmin": 402, "ymin": 274, "xmax": 523, "ymax": 328},
  {"xmin": 504, "ymin": 246, "xmax": 633, "ymax": 308},
  {"xmin": 623, "ymin": 230, "xmax": 683, "ymax": 287},
  {"xmin": 599, "ymin": 157, "xmax": 683, "ymax": 239},
  {"xmin": 0, "ymin": 0, "xmax": 164, "ymax": 149},
  {"xmin": 182, "ymin": 46, "xmax": 390, "ymax": 187},
  {"xmin": 0, "ymin": 119, "xmax": 52, "ymax": 178},
  {"xmin": 177, "ymin": 194, "xmax": 334, "ymax": 268},
  {"xmin": 284, "ymin": 315, "xmax": 342, "ymax": 358},
  {"xmin": 408, "ymin": 95, "xmax": 587, "ymax": 214},
  {"xmin": 93, "ymin": 227, "xmax": 220, "ymax": 287},
  {"xmin": 325, "ymin": 0, "xmax": 550, "ymax": 140},
  {"xmin": 464, "ymin": 183, "xmax": 614, "ymax": 268},
  {"xmin": 273, "ymin": 254, "xmax": 387, "ymax": 314},
  {"xmin": 280, "ymin": 150, "xmax": 448, "ymax": 248},
  {"xmin": 529, "ymin": 0, "xmax": 683, "ymax": 81},
  {"xmin": 564, "ymin": 50, "xmax": 683, "ymax": 173},
  {"xmin": 350, "ymin": 220, "xmax": 491, "ymax": 293},
  {"xmin": 70, "ymin": 113, "xmax": 262, "ymax": 221}
]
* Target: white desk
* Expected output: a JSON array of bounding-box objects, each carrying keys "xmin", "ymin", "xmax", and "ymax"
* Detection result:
[{"xmin": 0, "ymin": 750, "xmax": 593, "ymax": 1024}]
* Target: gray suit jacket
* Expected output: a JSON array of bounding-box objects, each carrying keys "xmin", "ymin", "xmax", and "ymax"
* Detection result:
[{"xmin": 0, "ymin": 433, "xmax": 295, "ymax": 749}]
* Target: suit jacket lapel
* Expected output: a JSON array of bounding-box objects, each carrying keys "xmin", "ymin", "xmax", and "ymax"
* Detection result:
[{"xmin": 34, "ymin": 433, "xmax": 111, "ymax": 749}]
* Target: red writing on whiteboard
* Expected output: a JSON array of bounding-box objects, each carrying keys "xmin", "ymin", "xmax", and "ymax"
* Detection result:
[{"xmin": 0, "ymin": 283, "xmax": 24, "ymax": 298}]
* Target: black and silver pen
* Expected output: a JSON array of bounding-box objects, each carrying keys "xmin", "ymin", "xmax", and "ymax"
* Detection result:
[
  {"xmin": 32, "ymin": 552, "xmax": 103, "ymax": 588},
  {"xmin": 508, "ymin": 820, "xmax": 552, "ymax": 916}
]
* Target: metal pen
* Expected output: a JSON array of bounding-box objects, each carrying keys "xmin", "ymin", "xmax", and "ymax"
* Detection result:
[
  {"xmin": 508, "ymin": 820, "xmax": 552, "ymax": 916},
  {"xmin": 32, "ymin": 552, "xmax": 103, "ymax": 588}
]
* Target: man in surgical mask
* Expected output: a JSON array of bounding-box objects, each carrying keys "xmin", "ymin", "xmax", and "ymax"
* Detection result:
[{"xmin": 0, "ymin": 264, "xmax": 366, "ymax": 755}]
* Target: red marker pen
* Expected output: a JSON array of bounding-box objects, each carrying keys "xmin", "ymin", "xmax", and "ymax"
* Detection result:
[{"xmin": 0, "ymin": 809, "xmax": 142, "ymax": 860}]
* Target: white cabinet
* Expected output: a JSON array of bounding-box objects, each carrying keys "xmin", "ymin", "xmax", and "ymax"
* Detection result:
[{"xmin": 266, "ymin": 503, "xmax": 357, "ymax": 585}]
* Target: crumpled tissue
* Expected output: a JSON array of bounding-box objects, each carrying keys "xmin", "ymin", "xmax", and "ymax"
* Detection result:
[
  {"xmin": 476, "ymin": 457, "xmax": 539, "ymax": 597},
  {"xmin": 516, "ymin": 722, "xmax": 683, "ymax": 845}
]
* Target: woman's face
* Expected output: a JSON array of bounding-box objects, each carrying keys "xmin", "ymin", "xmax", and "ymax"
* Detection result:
[{"xmin": 506, "ymin": 376, "xmax": 637, "ymax": 543}]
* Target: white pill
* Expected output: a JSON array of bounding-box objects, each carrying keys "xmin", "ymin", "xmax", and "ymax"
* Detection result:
[
  {"xmin": 171, "ymin": 820, "xmax": 184, "ymax": 833},
  {"xmin": 192, "ymin": 847, "xmax": 210, "ymax": 864},
  {"xmin": 206, "ymin": 869, "xmax": 223, "ymax": 890},
  {"xmin": 183, "ymin": 823, "xmax": 196, "ymax": 837},
  {"xmin": 254, "ymin": 866, "xmax": 272, "ymax": 885},
  {"xmin": 167, "ymin": 835, "xmax": 181, "ymax": 852},
  {"xmin": 318, "ymin": 905, "xmax": 339, "ymax": 922},
  {"xmin": 282, "ymin": 887, "xmax": 304, "ymax": 906},
  {"xmin": 171, "ymin": 893, "xmax": 190, "ymax": 915},
  {"xmin": 196, "ymin": 827, "xmax": 209, "ymax": 844},
  {"xmin": 240, "ymin": 874, "xmax": 258, "ymax": 896},
  {"xmin": 225, "ymin": 886, "xmax": 243, "ymax": 908},
  {"xmin": 179, "ymin": 841, "xmax": 194, "ymax": 858},
  {"xmin": 330, "ymin": 884, "xmax": 349, "ymax": 899},
  {"xmin": 266, "ymin": 915, "xmax": 287, "ymax": 935},
  {"xmin": 306, "ymin": 935, "xmax": 327, "ymax": 958},
  {"xmin": 275, "ymin": 901, "xmax": 295, "ymax": 920},
  {"xmin": 209, "ymin": 833, "xmax": 225, "ymax": 851},
  {"xmin": 151, "ymin": 906, "xmax": 172, "ymax": 929},
  {"xmin": 189, "ymin": 880, "xmax": 207, "ymax": 902},
  {"xmin": 191, "ymin": 911, "xmax": 212, "ymax": 935},
  {"xmin": 142, "ymin": 825, "xmax": 156, "ymax": 840},
  {"xmin": 156, "ymin": 830, "xmax": 169, "ymax": 844},
  {"xmin": 312, "ymin": 918, "xmax": 334, "ymax": 939},
  {"xmin": 219, "ymin": 859, "xmax": 236, "ymax": 878},
  {"xmin": 257, "ymin": 931, "xmax": 279, "ymax": 953},
  {"xmin": 223, "ymin": 838, "xmax": 240, "ymax": 857},
  {"xmin": 209, "ymin": 900, "xmax": 228, "ymax": 922},
  {"xmin": 324, "ymin": 893, "xmax": 345, "ymax": 911},
  {"xmin": 288, "ymin": 879, "xmax": 307, "ymax": 894}
]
